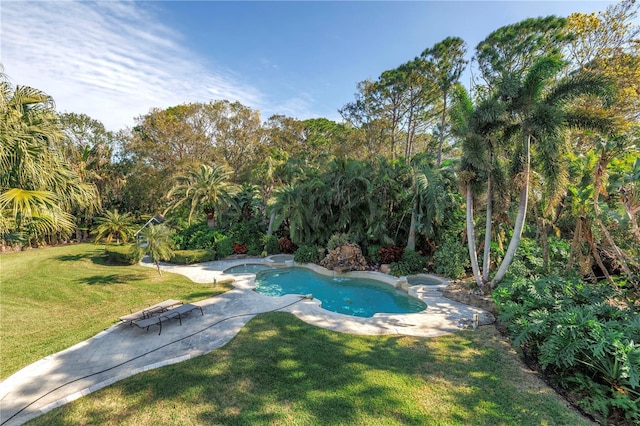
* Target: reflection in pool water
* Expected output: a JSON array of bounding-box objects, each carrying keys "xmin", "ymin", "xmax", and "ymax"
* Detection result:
[
  {"xmin": 254, "ymin": 267, "xmax": 426, "ymax": 318},
  {"xmin": 224, "ymin": 264, "xmax": 273, "ymax": 274}
]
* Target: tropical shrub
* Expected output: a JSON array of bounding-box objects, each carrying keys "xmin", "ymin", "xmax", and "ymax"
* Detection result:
[
  {"xmin": 294, "ymin": 245, "xmax": 324, "ymax": 263},
  {"xmin": 104, "ymin": 244, "xmax": 143, "ymax": 265},
  {"xmin": 214, "ymin": 232, "xmax": 234, "ymax": 259},
  {"xmin": 170, "ymin": 249, "xmax": 216, "ymax": 264},
  {"xmin": 366, "ymin": 244, "xmax": 382, "ymax": 265},
  {"xmin": 494, "ymin": 275, "xmax": 640, "ymax": 424},
  {"xmin": 246, "ymin": 239, "xmax": 262, "ymax": 256},
  {"xmin": 504, "ymin": 237, "xmax": 574, "ymax": 281},
  {"xmin": 432, "ymin": 236, "xmax": 468, "ymax": 279},
  {"xmin": 389, "ymin": 248, "xmax": 429, "ymax": 277},
  {"xmin": 278, "ymin": 237, "xmax": 296, "ymax": 254},
  {"xmin": 233, "ymin": 243, "xmax": 248, "ymax": 255},
  {"xmin": 172, "ymin": 223, "xmax": 215, "ymax": 250},
  {"xmin": 262, "ymin": 234, "xmax": 280, "ymax": 255},
  {"xmin": 230, "ymin": 219, "xmax": 265, "ymax": 254},
  {"xmin": 378, "ymin": 245, "xmax": 404, "ymax": 264},
  {"xmin": 327, "ymin": 233, "xmax": 351, "ymax": 250}
]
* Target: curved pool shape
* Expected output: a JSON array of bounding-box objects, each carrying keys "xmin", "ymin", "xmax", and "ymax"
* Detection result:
[
  {"xmin": 225, "ymin": 264, "xmax": 273, "ymax": 274},
  {"xmin": 254, "ymin": 267, "xmax": 426, "ymax": 318}
]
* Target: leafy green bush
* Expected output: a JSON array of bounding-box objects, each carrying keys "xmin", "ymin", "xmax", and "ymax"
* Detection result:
[
  {"xmin": 432, "ymin": 236, "xmax": 468, "ymax": 279},
  {"xmin": 366, "ymin": 244, "xmax": 382, "ymax": 264},
  {"xmin": 172, "ymin": 223, "xmax": 216, "ymax": 250},
  {"xmin": 104, "ymin": 245, "xmax": 143, "ymax": 265},
  {"xmin": 214, "ymin": 232, "xmax": 234, "ymax": 259},
  {"xmin": 503, "ymin": 237, "xmax": 573, "ymax": 281},
  {"xmin": 389, "ymin": 248, "xmax": 429, "ymax": 277},
  {"xmin": 230, "ymin": 219, "xmax": 265, "ymax": 255},
  {"xmin": 505, "ymin": 237, "xmax": 543, "ymax": 279},
  {"xmin": 169, "ymin": 249, "xmax": 216, "ymax": 264},
  {"xmin": 327, "ymin": 233, "xmax": 351, "ymax": 250},
  {"xmin": 262, "ymin": 234, "xmax": 280, "ymax": 255},
  {"xmin": 548, "ymin": 236, "xmax": 571, "ymax": 273},
  {"xmin": 294, "ymin": 245, "xmax": 324, "ymax": 263},
  {"xmin": 246, "ymin": 239, "xmax": 262, "ymax": 256},
  {"xmin": 494, "ymin": 275, "xmax": 640, "ymax": 424}
]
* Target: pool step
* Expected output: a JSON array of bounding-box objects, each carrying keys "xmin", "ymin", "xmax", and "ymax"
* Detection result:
[{"xmin": 410, "ymin": 286, "xmax": 443, "ymax": 298}]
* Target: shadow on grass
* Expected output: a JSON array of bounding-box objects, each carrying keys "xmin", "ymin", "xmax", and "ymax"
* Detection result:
[
  {"xmin": 88, "ymin": 255, "xmax": 125, "ymax": 267},
  {"xmin": 78, "ymin": 274, "xmax": 144, "ymax": 285},
  {"xmin": 30, "ymin": 313, "xmax": 589, "ymax": 426},
  {"xmin": 56, "ymin": 253, "xmax": 95, "ymax": 262}
]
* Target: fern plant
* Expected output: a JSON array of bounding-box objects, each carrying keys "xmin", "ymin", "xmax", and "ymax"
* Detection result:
[{"xmin": 495, "ymin": 274, "xmax": 639, "ymax": 423}]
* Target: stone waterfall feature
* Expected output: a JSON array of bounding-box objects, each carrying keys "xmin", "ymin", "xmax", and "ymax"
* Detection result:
[{"xmin": 319, "ymin": 243, "xmax": 368, "ymax": 273}]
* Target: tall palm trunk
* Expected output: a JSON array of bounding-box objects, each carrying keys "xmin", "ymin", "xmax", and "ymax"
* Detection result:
[
  {"xmin": 482, "ymin": 176, "xmax": 492, "ymax": 283},
  {"xmin": 267, "ymin": 211, "xmax": 276, "ymax": 236},
  {"xmin": 436, "ymin": 92, "xmax": 447, "ymax": 166},
  {"xmin": 407, "ymin": 198, "xmax": 418, "ymax": 250},
  {"xmin": 492, "ymin": 134, "xmax": 531, "ymax": 287},
  {"xmin": 466, "ymin": 185, "xmax": 483, "ymax": 287},
  {"xmin": 205, "ymin": 208, "xmax": 216, "ymax": 228}
]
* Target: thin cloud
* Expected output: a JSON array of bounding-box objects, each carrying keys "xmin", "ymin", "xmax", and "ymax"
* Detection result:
[
  {"xmin": 272, "ymin": 94, "xmax": 316, "ymax": 120},
  {"xmin": 1, "ymin": 1, "xmax": 265, "ymax": 131}
]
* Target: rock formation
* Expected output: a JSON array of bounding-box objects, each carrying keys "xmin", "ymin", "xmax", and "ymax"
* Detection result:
[{"xmin": 320, "ymin": 243, "xmax": 368, "ymax": 272}]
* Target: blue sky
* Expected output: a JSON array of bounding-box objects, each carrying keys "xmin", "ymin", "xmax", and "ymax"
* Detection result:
[{"xmin": 2, "ymin": 1, "xmax": 617, "ymax": 131}]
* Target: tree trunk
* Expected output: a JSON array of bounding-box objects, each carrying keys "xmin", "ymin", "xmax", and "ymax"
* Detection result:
[
  {"xmin": 407, "ymin": 198, "xmax": 418, "ymax": 250},
  {"xmin": 267, "ymin": 211, "xmax": 276, "ymax": 236},
  {"xmin": 205, "ymin": 209, "xmax": 216, "ymax": 228},
  {"xmin": 466, "ymin": 186, "xmax": 483, "ymax": 287},
  {"xmin": 405, "ymin": 106, "xmax": 414, "ymax": 164},
  {"xmin": 437, "ymin": 91, "xmax": 447, "ymax": 166},
  {"xmin": 622, "ymin": 199, "xmax": 640, "ymax": 244},
  {"xmin": 482, "ymin": 176, "xmax": 492, "ymax": 283},
  {"xmin": 593, "ymin": 152, "xmax": 635, "ymax": 283},
  {"xmin": 492, "ymin": 134, "xmax": 531, "ymax": 287},
  {"xmin": 569, "ymin": 216, "xmax": 600, "ymax": 281}
]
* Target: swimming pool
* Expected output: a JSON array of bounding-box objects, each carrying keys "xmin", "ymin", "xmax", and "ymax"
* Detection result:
[
  {"xmin": 254, "ymin": 267, "xmax": 426, "ymax": 318},
  {"xmin": 225, "ymin": 264, "xmax": 273, "ymax": 274}
]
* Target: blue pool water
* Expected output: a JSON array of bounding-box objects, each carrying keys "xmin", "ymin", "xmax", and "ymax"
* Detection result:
[
  {"xmin": 254, "ymin": 267, "xmax": 426, "ymax": 318},
  {"xmin": 225, "ymin": 264, "xmax": 273, "ymax": 274}
]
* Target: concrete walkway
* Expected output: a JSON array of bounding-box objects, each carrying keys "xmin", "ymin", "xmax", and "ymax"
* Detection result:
[{"xmin": 0, "ymin": 259, "xmax": 493, "ymax": 426}]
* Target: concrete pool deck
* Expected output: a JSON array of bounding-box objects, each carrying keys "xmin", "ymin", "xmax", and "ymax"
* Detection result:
[{"xmin": 0, "ymin": 258, "xmax": 494, "ymax": 426}]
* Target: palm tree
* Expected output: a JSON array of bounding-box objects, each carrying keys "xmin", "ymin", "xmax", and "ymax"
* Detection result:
[
  {"xmin": 0, "ymin": 72, "xmax": 98, "ymax": 246},
  {"xmin": 165, "ymin": 164, "xmax": 239, "ymax": 227},
  {"xmin": 490, "ymin": 55, "xmax": 614, "ymax": 286},
  {"xmin": 406, "ymin": 159, "xmax": 457, "ymax": 251},
  {"xmin": 324, "ymin": 158, "xmax": 373, "ymax": 242},
  {"xmin": 92, "ymin": 209, "xmax": 136, "ymax": 248},
  {"xmin": 132, "ymin": 224, "xmax": 174, "ymax": 275},
  {"xmin": 450, "ymin": 84, "xmax": 507, "ymax": 288},
  {"xmin": 269, "ymin": 182, "xmax": 306, "ymax": 245},
  {"xmin": 367, "ymin": 156, "xmax": 412, "ymax": 246}
]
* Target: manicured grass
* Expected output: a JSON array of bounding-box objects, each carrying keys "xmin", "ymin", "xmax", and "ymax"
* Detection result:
[
  {"xmin": 3, "ymin": 244, "xmax": 589, "ymax": 425},
  {"xmin": 28, "ymin": 313, "xmax": 589, "ymax": 425},
  {"xmin": 0, "ymin": 243, "xmax": 232, "ymax": 379}
]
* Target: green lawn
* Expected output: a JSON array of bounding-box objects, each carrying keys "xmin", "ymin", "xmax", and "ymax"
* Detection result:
[
  {"xmin": 28, "ymin": 313, "xmax": 589, "ymax": 425},
  {"xmin": 2, "ymin": 244, "xmax": 590, "ymax": 425},
  {"xmin": 0, "ymin": 243, "xmax": 231, "ymax": 379}
]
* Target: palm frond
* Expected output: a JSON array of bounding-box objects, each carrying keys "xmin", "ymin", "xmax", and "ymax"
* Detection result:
[{"xmin": 545, "ymin": 72, "xmax": 615, "ymax": 107}]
